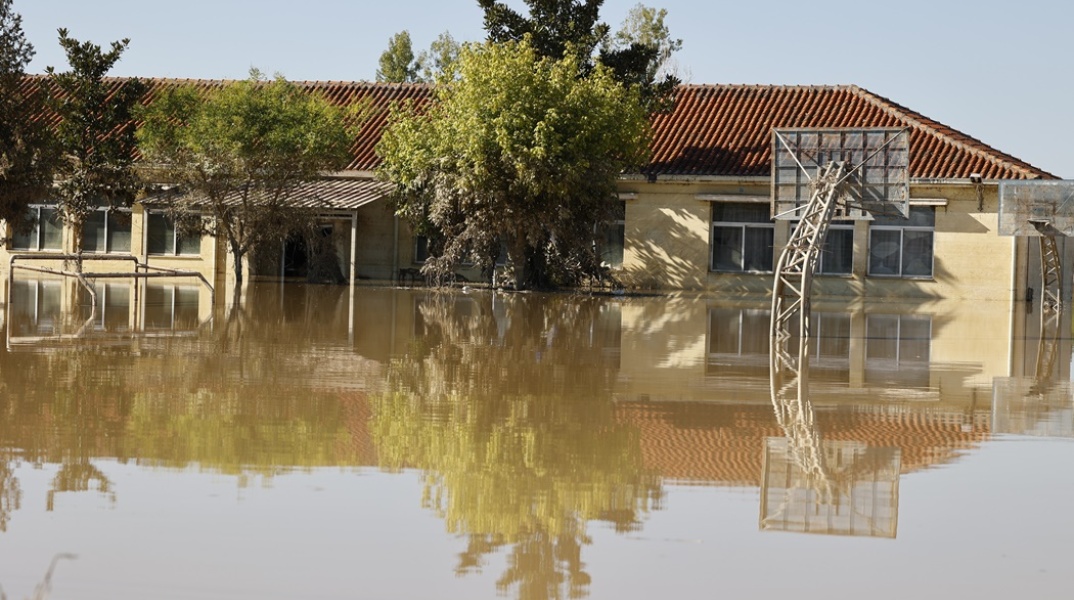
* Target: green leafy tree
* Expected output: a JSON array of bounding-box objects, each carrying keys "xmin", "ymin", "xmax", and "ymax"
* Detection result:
[
  {"xmin": 478, "ymin": 0, "xmax": 680, "ymax": 108},
  {"xmin": 137, "ymin": 70, "xmax": 357, "ymax": 297},
  {"xmin": 45, "ymin": 29, "xmax": 145, "ymax": 266},
  {"xmin": 479, "ymin": 0, "xmax": 605, "ymax": 67},
  {"xmin": 604, "ymin": 3, "xmax": 683, "ymax": 98},
  {"xmin": 371, "ymin": 293, "xmax": 662, "ymax": 600},
  {"xmin": 416, "ymin": 31, "xmax": 462, "ymax": 82},
  {"xmin": 377, "ymin": 30, "xmax": 419, "ymax": 83},
  {"xmin": 0, "ymin": 0, "xmax": 56, "ymax": 234},
  {"xmin": 377, "ymin": 39, "xmax": 649, "ymax": 289}
]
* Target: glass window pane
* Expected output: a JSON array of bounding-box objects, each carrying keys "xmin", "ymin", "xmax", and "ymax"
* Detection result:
[
  {"xmin": 39, "ymin": 208, "xmax": 63, "ymax": 250},
  {"xmin": 174, "ymin": 287, "xmax": 200, "ymax": 327},
  {"xmin": 147, "ymin": 213, "xmax": 174, "ymax": 255},
  {"xmin": 144, "ymin": 285, "xmax": 173, "ymax": 329},
  {"xmin": 740, "ymin": 309, "xmax": 770, "ymax": 354},
  {"xmin": 869, "ymin": 229, "xmax": 901, "ymax": 275},
  {"xmin": 743, "ymin": 227, "xmax": 773, "ymax": 271},
  {"xmin": 906, "ymin": 206, "xmax": 935, "ymax": 227},
  {"xmin": 712, "ymin": 226, "xmax": 743, "ymax": 271},
  {"xmin": 82, "ymin": 211, "xmax": 106, "ymax": 253},
  {"xmin": 10, "ymin": 212, "xmax": 37, "ymax": 250},
  {"xmin": 107, "ymin": 212, "xmax": 132, "ymax": 253},
  {"xmin": 866, "ymin": 315, "xmax": 900, "ymax": 363},
  {"xmin": 816, "ymin": 312, "xmax": 851, "ymax": 358},
  {"xmin": 414, "ymin": 236, "xmax": 429, "ymax": 263},
  {"xmin": 177, "ymin": 231, "xmax": 201, "ymax": 256},
  {"xmin": 901, "ymin": 230, "xmax": 934, "ymax": 277},
  {"xmin": 708, "ymin": 308, "xmax": 742, "ymax": 354},
  {"xmin": 599, "ymin": 222, "xmax": 625, "ymax": 268},
  {"xmin": 102, "ymin": 283, "xmax": 131, "ymax": 331},
  {"xmin": 820, "ymin": 228, "xmax": 853, "ymax": 274},
  {"xmin": 714, "ymin": 202, "xmax": 770, "ymax": 223},
  {"xmin": 898, "ymin": 316, "xmax": 931, "ymax": 363}
]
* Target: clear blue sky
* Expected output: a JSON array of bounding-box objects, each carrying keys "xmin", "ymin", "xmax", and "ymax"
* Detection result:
[{"xmin": 13, "ymin": 0, "xmax": 1074, "ymax": 178}]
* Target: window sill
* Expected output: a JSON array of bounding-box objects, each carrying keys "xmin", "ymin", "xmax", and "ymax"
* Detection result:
[{"xmin": 867, "ymin": 274, "xmax": 934, "ymax": 281}]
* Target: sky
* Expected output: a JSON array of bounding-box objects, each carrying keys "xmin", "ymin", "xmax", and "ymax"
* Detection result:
[{"xmin": 11, "ymin": 0, "xmax": 1074, "ymax": 178}]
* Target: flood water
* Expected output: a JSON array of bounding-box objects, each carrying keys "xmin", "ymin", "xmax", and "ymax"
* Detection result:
[{"xmin": 0, "ymin": 281, "xmax": 1072, "ymax": 600}]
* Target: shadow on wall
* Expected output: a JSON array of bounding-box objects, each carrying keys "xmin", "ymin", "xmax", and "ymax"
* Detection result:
[{"xmin": 621, "ymin": 207, "xmax": 708, "ymax": 290}]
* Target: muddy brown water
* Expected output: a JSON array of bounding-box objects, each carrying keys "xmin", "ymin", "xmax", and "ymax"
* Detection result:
[{"xmin": 1, "ymin": 282, "xmax": 1071, "ymax": 599}]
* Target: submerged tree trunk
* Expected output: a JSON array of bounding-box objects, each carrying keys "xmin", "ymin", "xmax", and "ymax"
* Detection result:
[{"xmin": 230, "ymin": 238, "xmax": 245, "ymax": 306}]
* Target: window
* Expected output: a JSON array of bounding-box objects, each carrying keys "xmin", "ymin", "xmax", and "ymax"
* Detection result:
[
  {"xmin": 820, "ymin": 225, "xmax": 854, "ymax": 275},
  {"xmin": 83, "ymin": 209, "xmax": 132, "ymax": 253},
  {"xmin": 868, "ymin": 207, "xmax": 934, "ymax": 278},
  {"xmin": 146, "ymin": 212, "xmax": 200, "ymax": 256},
  {"xmin": 11, "ymin": 206, "xmax": 63, "ymax": 251},
  {"xmin": 144, "ymin": 285, "xmax": 200, "ymax": 330},
  {"xmin": 598, "ymin": 201, "xmax": 626, "ymax": 268},
  {"xmin": 711, "ymin": 203, "xmax": 774, "ymax": 272},
  {"xmin": 414, "ymin": 235, "xmax": 430, "ymax": 264},
  {"xmin": 865, "ymin": 314, "xmax": 931, "ymax": 387},
  {"xmin": 9, "ymin": 280, "xmax": 62, "ymax": 334},
  {"xmin": 81, "ymin": 282, "xmax": 132, "ymax": 332},
  {"xmin": 790, "ymin": 221, "xmax": 854, "ymax": 275}
]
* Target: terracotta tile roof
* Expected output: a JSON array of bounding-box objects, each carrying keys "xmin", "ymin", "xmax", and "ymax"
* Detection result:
[
  {"xmin": 648, "ymin": 84, "xmax": 1055, "ymax": 180},
  {"xmin": 615, "ymin": 402, "xmax": 991, "ymax": 486},
  {"xmin": 19, "ymin": 77, "xmax": 1053, "ymax": 181}
]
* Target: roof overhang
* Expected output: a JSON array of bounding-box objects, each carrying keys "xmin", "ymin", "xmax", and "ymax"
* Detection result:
[{"xmin": 142, "ymin": 178, "xmax": 394, "ymax": 211}]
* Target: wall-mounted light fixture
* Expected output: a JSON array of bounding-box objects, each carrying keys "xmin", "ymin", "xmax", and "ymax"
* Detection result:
[{"xmin": 970, "ymin": 173, "xmax": 984, "ymax": 211}]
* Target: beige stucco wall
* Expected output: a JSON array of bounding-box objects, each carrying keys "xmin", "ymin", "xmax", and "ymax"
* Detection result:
[
  {"xmin": 614, "ymin": 179, "xmax": 1025, "ymax": 301},
  {"xmin": 614, "ymin": 294, "xmax": 1016, "ymax": 408},
  {"xmin": 1, "ymin": 178, "xmax": 1055, "ymax": 304}
]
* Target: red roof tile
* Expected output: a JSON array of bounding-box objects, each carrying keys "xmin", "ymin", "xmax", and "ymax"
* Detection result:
[
  {"xmin": 648, "ymin": 85, "xmax": 1055, "ymax": 180},
  {"xmin": 19, "ymin": 78, "xmax": 1053, "ymax": 180}
]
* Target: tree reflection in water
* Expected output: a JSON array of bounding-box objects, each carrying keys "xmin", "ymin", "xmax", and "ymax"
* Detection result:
[
  {"xmin": 0, "ymin": 451, "xmax": 20, "ymax": 533},
  {"xmin": 372, "ymin": 293, "xmax": 662, "ymax": 600}
]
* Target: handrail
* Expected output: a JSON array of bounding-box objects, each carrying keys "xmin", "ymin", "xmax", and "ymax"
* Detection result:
[{"xmin": 8, "ymin": 252, "xmax": 215, "ymax": 307}]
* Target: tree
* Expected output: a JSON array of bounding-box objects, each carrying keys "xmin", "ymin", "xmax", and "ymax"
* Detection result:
[
  {"xmin": 604, "ymin": 3, "xmax": 683, "ymax": 96},
  {"xmin": 377, "ymin": 39, "xmax": 649, "ymax": 289},
  {"xmin": 478, "ymin": 0, "xmax": 606, "ymax": 67},
  {"xmin": 45, "ymin": 29, "xmax": 145, "ymax": 266},
  {"xmin": 371, "ymin": 294, "xmax": 662, "ymax": 599},
  {"xmin": 137, "ymin": 70, "xmax": 357, "ymax": 297},
  {"xmin": 0, "ymin": 0, "xmax": 55, "ymax": 234},
  {"xmin": 376, "ymin": 30, "xmax": 419, "ymax": 83},
  {"xmin": 416, "ymin": 31, "xmax": 462, "ymax": 82},
  {"xmin": 478, "ymin": 0, "xmax": 680, "ymax": 108},
  {"xmin": 379, "ymin": 30, "xmax": 462, "ymax": 83}
]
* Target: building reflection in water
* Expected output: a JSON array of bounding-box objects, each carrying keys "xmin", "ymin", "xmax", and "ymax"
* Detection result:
[
  {"xmin": 4, "ymin": 277, "xmax": 210, "ymax": 348},
  {"xmin": 0, "ymin": 285, "xmax": 1072, "ymax": 598},
  {"xmin": 761, "ymin": 309, "xmax": 901, "ymax": 538},
  {"xmin": 993, "ymin": 302, "xmax": 1074, "ymax": 438}
]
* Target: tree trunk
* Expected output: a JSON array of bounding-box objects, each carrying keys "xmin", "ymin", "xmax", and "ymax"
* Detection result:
[{"xmin": 230, "ymin": 238, "xmax": 245, "ymax": 306}]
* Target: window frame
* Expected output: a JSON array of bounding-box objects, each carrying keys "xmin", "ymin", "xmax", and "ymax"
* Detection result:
[
  {"xmin": 789, "ymin": 220, "xmax": 855, "ymax": 276},
  {"xmin": 82, "ymin": 208, "xmax": 133, "ymax": 254},
  {"xmin": 596, "ymin": 200, "xmax": 626, "ymax": 269},
  {"xmin": 710, "ymin": 203, "xmax": 775, "ymax": 273},
  {"xmin": 868, "ymin": 207, "xmax": 935, "ymax": 279},
  {"xmin": 145, "ymin": 211, "xmax": 201, "ymax": 257},
  {"xmin": 9, "ymin": 205, "xmax": 63, "ymax": 252}
]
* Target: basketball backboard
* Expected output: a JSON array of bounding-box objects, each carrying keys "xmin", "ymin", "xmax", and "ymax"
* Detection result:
[
  {"xmin": 759, "ymin": 437, "xmax": 901, "ymax": 537},
  {"xmin": 998, "ymin": 180, "xmax": 1074, "ymax": 237},
  {"xmin": 992, "ymin": 377, "xmax": 1074, "ymax": 438},
  {"xmin": 772, "ymin": 128, "xmax": 910, "ymax": 220}
]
